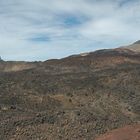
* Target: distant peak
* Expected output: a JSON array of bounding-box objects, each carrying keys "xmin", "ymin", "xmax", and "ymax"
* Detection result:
[{"xmin": 133, "ymin": 40, "xmax": 140, "ymax": 44}]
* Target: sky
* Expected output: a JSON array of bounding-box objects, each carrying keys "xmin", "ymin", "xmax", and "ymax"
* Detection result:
[{"xmin": 0, "ymin": 0, "xmax": 140, "ymax": 61}]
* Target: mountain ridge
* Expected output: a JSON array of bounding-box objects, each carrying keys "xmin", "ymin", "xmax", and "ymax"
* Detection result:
[
  {"xmin": 0, "ymin": 41, "xmax": 140, "ymax": 73},
  {"xmin": 133, "ymin": 40, "xmax": 140, "ymax": 44},
  {"xmin": 121, "ymin": 40, "xmax": 140, "ymax": 52}
]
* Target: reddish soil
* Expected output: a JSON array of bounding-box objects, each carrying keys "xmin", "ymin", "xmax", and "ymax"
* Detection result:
[{"xmin": 96, "ymin": 124, "xmax": 140, "ymax": 140}]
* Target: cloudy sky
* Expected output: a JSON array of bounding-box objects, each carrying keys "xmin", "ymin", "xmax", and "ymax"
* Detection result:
[{"xmin": 0, "ymin": 0, "xmax": 140, "ymax": 61}]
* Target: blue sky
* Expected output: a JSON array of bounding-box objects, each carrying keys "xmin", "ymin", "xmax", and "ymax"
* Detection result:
[{"xmin": 0, "ymin": 0, "xmax": 140, "ymax": 61}]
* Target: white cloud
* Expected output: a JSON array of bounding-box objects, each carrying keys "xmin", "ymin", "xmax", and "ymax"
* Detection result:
[{"xmin": 0, "ymin": 0, "xmax": 140, "ymax": 61}]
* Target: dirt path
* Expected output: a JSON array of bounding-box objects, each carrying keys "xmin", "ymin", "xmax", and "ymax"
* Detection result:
[{"xmin": 96, "ymin": 124, "xmax": 140, "ymax": 140}]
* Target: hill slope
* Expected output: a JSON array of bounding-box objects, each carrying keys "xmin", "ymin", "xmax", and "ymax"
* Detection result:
[{"xmin": 0, "ymin": 43, "xmax": 140, "ymax": 140}]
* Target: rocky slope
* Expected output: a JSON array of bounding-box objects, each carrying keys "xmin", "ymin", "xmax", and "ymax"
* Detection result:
[{"xmin": 0, "ymin": 42, "xmax": 140, "ymax": 140}]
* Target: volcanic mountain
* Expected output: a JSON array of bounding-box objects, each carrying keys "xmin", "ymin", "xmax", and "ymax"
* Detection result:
[{"xmin": 0, "ymin": 41, "xmax": 140, "ymax": 140}]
